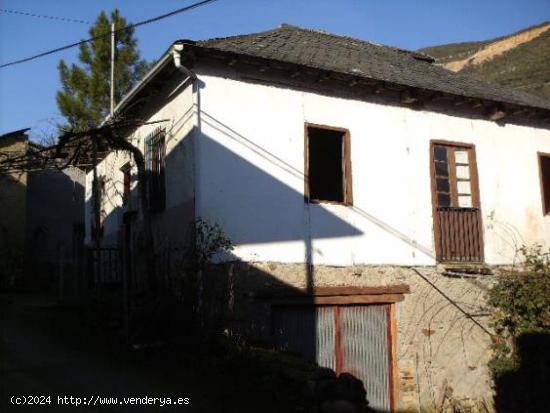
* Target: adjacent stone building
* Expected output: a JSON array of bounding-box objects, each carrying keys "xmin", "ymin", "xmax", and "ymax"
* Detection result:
[{"xmin": 0, "ymin": 128, "xmax": 85, "ymax": 292}]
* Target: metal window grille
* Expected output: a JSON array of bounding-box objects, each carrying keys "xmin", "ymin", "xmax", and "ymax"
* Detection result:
[{"xmin": 145, "ymin": 127, "xmax": 166, "ymax": 212}]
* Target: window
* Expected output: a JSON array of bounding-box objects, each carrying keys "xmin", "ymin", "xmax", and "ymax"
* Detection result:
[
  {"xmin": 91, "ymin": 177, "xmax": 105, "ymax": 242},
  {"xmin": 305, "ymin": 124, "xmax": 352, "ymax": 205},
  {"xmin": 539, "ymin": 153, "xmax": 550, "ymax": 215},
  {"xmin": 145, "ymin": 127, "xmax": 166, "ymax": 212},
  {"xmin": 432, "ymin": 143, "xmax": 477, "ymax": 208},
  {"xmin": 120, "ymin": 163, "xmax": 132, "ymax": 208}
]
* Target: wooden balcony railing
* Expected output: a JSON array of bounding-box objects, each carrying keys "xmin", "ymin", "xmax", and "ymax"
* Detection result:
[{"xmin": 436, "ymin": 207, "xmax": 483, "ymax": 263}]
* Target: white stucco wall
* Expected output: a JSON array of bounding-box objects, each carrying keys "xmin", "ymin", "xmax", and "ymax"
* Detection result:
[
  {"xmin": 194, "ymin": 67, "xmax": 550, "ymax": 266},
  {"xmin": 85, "ymin": 64, "xmax": 550, "ymax": 265},
  {"xmin": 84, "ymin": 83, "xmax": 195, "ymax": 246}
]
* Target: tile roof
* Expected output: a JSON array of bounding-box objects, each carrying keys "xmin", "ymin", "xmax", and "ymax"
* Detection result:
[{"xmin": 196, "ymin": 24, "xmax": 550, "ymax": 111}]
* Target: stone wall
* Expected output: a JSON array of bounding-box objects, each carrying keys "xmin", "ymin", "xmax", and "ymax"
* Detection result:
[
  {"xmin": 0, "ymin": 134, "xmax": 27, "ymax": 250},
  {"xmin": 0, "ymin": 134, "xmax": 28, "ymax": 289},
  {"xmin": 201, "ymin": 262, "xmax": 496, "ymax": 412}
]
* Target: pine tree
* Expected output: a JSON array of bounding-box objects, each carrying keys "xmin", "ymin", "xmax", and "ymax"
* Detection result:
[{"xmin": 56, "ymin": 9, "xmax": 150, "ymax": 131}]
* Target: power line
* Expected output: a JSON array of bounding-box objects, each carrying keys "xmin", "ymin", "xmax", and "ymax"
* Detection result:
[
  {"xmin": 0, "ymin": 0, "xmax": 220, "ymax": 69},
  {"xmin": 0, "ymin": 8, "xmax": 91, "ymax": 24}
]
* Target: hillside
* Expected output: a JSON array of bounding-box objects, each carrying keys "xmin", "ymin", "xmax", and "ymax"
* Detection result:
[{"xmin": 419, "ymin": 22, "xmax": 550, "ymax": 101}]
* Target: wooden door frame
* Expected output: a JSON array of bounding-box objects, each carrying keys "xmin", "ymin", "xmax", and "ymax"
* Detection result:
[
  {"xmin": 387, "ymin": 303, "xmax": 398, "ymax": 412},
  {"xmin": 429, "ymin": 140, "xmax": 484, "ymax": 263},
  {"xmin": 537, "ymin": 152, "xmax": 550, "ymax": 215}
]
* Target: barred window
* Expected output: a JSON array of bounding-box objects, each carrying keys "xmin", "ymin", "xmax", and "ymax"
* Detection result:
[{"xmin": 145, "ymin": 127, "xmax": 166, "ymax": 212}]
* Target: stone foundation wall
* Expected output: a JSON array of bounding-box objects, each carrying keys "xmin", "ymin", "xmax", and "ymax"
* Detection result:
[{"xmin": 201, "ymin": 262, "xmax": 496, "ymax": 412}]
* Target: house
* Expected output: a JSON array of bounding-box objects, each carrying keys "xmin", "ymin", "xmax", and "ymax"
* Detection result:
[
  {"xmin": 85, "ymin": 25, "xmax": 550, "ymax": 412},
  {"xmin": 0, "ymin": 128, "xmax": 85, "ymax": 293}
]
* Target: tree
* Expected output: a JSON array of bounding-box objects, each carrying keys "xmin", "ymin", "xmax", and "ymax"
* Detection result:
[{"xmin": 56, "ymin": 9, "xmax": 150, "ymax": 131}]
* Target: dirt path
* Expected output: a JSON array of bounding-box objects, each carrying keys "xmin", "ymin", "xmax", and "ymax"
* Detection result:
[{"xmin": 0, "ymin": 294, "xmax": 205, "ymax": 412}]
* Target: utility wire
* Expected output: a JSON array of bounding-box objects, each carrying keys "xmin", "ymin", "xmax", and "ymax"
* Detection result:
[
  {"xmin": 0, "ymin": 8, "xmax": 91, "ymax": 24},
  {"xmin": 0, "ymin": 0, "xmax": 220, "ymax": 69},
  {"xmin": 409, "ymin": 267, "xmax": 494, "ymax": 337}
]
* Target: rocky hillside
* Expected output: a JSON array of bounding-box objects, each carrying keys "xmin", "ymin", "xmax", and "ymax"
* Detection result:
[{"xmin": 420, "ymin": 22, "xmax": 550, "ymax": 101}]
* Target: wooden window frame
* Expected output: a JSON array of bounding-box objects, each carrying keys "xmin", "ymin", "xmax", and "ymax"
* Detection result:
[
  {"xmin": 304, "ymin": 123, "xmax": 353, "ymax": 206},
  {"xmin": 430, "ymin": 140, "xmax": 481, "ymax": 209},
  {"xmin": 120, "ymin": 163, "xmax": 132, "ymax": 207},
  {"xmin": 538, "ymin": 152, "xmax": 550, "ymax": 216}
]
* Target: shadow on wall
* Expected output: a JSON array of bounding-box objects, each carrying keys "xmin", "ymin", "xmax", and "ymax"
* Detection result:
[
  {"xmin": 89, "ymin": 102, "xmax": 442, "ymax": 411},
  {"xmin": 196, "ymin": 130, "xmax": 396, "ymax": 411},
  {"xmin": 179, "ymin": 129, "xmax": 400, "ymax": 410},
  {"xmin": 199, "ymin": 110, "xmax": 436, "ymax": 261},
  {"xmin": 201, "ymin": 260, "xmax": 398, "ymax": 412},
  {"xmin": 493, "ymin": 333, "xmax": 550, "ymax": 412},
  {"xmin": 91, "ymin": 126, "xmax": 403, "ymax": 409}
]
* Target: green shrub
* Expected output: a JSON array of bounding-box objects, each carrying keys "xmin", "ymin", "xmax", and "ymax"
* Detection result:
[
  {"xmin": 487, "ymin": 245, "xmax": 550, "ymax": 411},
  {"xmin": 488, "ymin": 244, "xmax": 550, "ymax": 341},
  {"xmin": 194, "ymin": 332, "xmax": 317, "ymax": 412}
]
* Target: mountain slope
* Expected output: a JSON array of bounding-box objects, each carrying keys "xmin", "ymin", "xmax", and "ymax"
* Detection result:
[{"xmin": 420, "ymin": 22, "xmax": 550, "ymax": 101}]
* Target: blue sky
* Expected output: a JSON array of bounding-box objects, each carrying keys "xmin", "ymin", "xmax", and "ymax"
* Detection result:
[{"xmin": 1, "ymin": 0, "xmax": 548, "ymax": 140}]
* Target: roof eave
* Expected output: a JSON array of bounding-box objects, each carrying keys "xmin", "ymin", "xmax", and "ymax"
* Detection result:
[
  {"xmin": 0, "ymin": 128, "xmax": 31, "ymax": 140},
  {"xmin": 190, "ymin": 43, "xmax": 550, "ymax": 114},
  {"xmin": 100, "ymin": 45, "xmax": 176, "ymax": 126}
]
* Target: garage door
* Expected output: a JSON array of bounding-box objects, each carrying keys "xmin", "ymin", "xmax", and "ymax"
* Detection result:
[{"xmin": 273, "ymin": 304, "xmax": 392, "ymax": 411}]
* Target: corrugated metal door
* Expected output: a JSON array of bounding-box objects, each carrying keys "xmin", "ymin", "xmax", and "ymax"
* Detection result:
[
  {"xmin": 272, "ymin": 304, "xmax": 392, "ymax": 411},
  {"xmin": 340, "ymin": 305, "xmax": 391, "ymax": 411}
]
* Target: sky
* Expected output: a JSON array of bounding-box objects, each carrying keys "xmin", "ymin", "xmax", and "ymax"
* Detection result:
[{"xmin": 0, "ymin": 0, "xmax": 549, "ymax": 140}]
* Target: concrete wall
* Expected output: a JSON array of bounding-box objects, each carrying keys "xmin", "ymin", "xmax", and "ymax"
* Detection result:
[{"xmin": 194, "ymin": 65, "xmax": 550, "ymax": 267}]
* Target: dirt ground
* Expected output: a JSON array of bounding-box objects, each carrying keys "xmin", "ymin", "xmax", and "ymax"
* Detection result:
[{"xmin": 0, "ymin": 293, "xmax": 214, "ymax": 412}]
